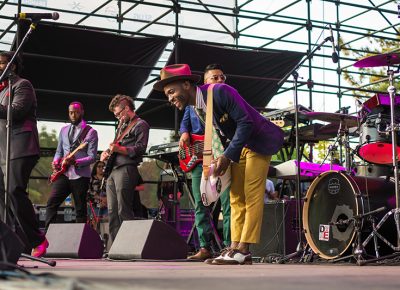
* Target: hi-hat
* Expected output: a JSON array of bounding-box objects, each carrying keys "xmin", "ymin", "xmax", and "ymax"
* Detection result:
[
  {"xmin": 302, "ymin": 111, "xmax": 360, "ymax": 128},
  {"xmin": 354, "ymin": 52, "xmax": 400, "ymax": 68}
]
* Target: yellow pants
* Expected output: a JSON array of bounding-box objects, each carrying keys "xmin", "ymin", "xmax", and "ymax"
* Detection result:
[{"xmin": 230, "ymin": 148, "xmax": 271, "ymax": 244}]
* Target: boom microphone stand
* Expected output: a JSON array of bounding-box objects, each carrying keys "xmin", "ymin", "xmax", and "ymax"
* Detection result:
[
  {"xmin": 0, "ymin": 20, "xmax": 56, "ymax": 268},
  {"xmin": 273, "ymin": 33, "xmax": 335, "ymax": 263}
]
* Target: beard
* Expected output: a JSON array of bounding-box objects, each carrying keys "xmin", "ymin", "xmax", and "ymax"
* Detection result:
[{"xmin": 70, "ymin": 116, "xmax": 83, "ymax": 125}]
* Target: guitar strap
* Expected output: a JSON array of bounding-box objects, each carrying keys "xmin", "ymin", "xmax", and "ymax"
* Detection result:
[
  {"xmin": 202, "ymin": 84, "xmax": 215, "ymax": 180},
  {"xmin": 114, "ymin": 116, "xmax": 141, "ymax": 144},
  {"xmin": 70, "ymin": 125, "xmax": 92, "ymax": 151}
]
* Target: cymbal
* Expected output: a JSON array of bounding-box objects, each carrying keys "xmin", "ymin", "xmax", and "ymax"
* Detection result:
[
  {"xmin": 318, "ymin": 123, "xmax": 360, "ymax": 137},
  {"xmin": 354, "ymin": 53, "xmax": 400, "ymax": 68},
  {"xmin": 302, "ymin": 112, "xmax": 360, "ymax": 128}
]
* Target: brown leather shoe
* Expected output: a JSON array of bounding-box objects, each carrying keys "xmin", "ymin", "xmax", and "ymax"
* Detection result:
[{"xmin": 188, "ymin": 248, "xmax": 212, "ymax": 261}]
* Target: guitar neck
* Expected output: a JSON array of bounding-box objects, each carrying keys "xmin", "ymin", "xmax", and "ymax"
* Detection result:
[{"xmin": 68, "ymin": 142, "xmax": 88, "ymax": 158}]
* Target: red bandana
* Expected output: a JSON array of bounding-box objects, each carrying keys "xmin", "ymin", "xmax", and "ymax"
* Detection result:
[{"xmin": 0, "ymin": 80, "xmax": 8, "ymax": 92}]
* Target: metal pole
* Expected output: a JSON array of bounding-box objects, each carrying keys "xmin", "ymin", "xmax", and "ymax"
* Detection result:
[{"xmin": 387, "ymin": 69, "xmax": 400, "ymax": 247}]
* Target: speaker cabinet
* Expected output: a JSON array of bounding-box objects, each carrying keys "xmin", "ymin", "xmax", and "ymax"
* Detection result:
[
  {"xmin": 0, "ymin": 221, "xmax": 24, "ymax": 269},
  {"xmin": 250, "ymin": 200, "xmax": 301, "ymax": 257},
  {"xmin": 108, "ymin": 220, "xmax": 188, "ymax": 260},
  {"xmin": 45, "ymin": 223, "xmax": 103, "ymax": 259}
]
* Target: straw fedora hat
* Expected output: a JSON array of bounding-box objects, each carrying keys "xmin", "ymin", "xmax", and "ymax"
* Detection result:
[{"xmin": 153, "ymin": 64, "xmax": 201, "ymax": 91}]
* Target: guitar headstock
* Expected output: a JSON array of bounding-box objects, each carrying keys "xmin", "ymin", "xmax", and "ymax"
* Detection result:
[{"xmin": 270, "ymin": 119, "xmax": 285, "ymax": 128}]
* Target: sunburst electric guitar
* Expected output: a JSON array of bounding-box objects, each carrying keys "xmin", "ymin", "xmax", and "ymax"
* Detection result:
[{"xmin": 50, "ymin": 142, "xmax": 88, "ymax": 183}]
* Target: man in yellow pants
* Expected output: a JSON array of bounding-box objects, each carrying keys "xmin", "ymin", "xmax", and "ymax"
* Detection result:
[{"xmin": 154, "ymin": 64, "xmax": 284, "ymax": 265}]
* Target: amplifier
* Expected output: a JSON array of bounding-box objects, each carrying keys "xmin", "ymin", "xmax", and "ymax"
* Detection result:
[
  {"xmin": 250, "ymin": 200, "xmax": 302, "ymax": 258},
  {"xmin": 34, "ymin": 205, "xmax": 76, "ymax": 228}
]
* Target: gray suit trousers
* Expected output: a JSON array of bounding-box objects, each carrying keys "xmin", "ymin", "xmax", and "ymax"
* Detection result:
[{"xmin": 106, "ymin": 164, "xmax": 140, "ymax": 242}]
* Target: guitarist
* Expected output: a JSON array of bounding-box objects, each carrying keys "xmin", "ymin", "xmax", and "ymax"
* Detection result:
[
  {"xmin": 45, "ymin": 102, "xmax": 98, "ymax": 231},
  {"xmin": 154, "ymin": 64, "xmax": 284, "ymax": 265},
  {"xmin": 100, "ymin": 94, "xmax": 149, "ymax": 243},
  {"xmin": 179, "ymin": 64, "xmax": 231, "ymax": 261}
]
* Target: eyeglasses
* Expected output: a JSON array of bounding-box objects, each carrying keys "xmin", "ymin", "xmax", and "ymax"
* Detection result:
[
  {"xmin": 114, "ymin": 106, "xmax": 125, "ymax": 118},
  {"xmin": 207, "ymin": 74, "xmax": 226, "ymax": 82}
]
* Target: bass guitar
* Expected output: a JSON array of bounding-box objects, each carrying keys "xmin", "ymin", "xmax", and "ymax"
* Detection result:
[
  {"xmin": 178, "ymin": 134, "xmax": 204, "ymax": 172},
  {"xmin": 50, "ymin": 142, "xmax": 88, "ymax": 183}
]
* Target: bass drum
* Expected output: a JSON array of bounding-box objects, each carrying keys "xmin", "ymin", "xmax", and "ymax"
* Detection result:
[{"xmin": 303, "ymin": 171, "xmax": 395, "ymax": 260}]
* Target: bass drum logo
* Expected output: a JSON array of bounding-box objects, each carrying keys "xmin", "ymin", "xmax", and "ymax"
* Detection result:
[{"xmin": 327, "ymin": 178, "xmax": 340, "ymax": 195}]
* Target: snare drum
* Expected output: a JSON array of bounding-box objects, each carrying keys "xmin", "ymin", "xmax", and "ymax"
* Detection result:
[
  {"xmin": 303, "ymin": 171, "xmax": 395, "ymax": 260},
  {"xmin": 357, "ymin": 113, "xmax": 400, "ymax": 164},
  {"xmin": 353, "ymin": 163, "xmax": 392, "ymax": 178}
]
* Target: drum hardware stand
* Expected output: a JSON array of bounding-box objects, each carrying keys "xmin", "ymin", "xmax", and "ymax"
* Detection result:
[
  {"xmin": 320, "ymin": 120, "xmax": 353, "ymax": 172},
  {"xmin": 359, "ymin": 67, "xmax": 400, "ymax": 265},
  {"xmin": 158, "ymin": 164, "xmax": 223, "ymax": 252},
  {"xmin": 329, "ymin": 206, "xmax": 386, "ymax": 265},
  {"xmin": 275, "ymin": 31, "xmax": 336, "ymax": 263},
  {"xmin": 181, "ymin": 173, "xmax": 223, "ymax": 252}
]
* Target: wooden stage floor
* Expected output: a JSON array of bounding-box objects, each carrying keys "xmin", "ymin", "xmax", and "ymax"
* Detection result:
[{"xmin": 2, "ymin": 258, "xmax": 399, "ymax": 290}]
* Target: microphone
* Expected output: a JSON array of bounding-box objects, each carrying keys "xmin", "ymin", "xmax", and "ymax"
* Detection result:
[
  {"xmin": 17, "ymin": 12, "xmax": 59, "ymax": 21},
  {"xmin": 329, "ymin": 24, "xmax": 339, "ymax": 63}
]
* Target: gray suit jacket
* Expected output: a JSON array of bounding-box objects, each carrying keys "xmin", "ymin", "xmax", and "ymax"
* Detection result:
[
  {"xmin": 0, "ymin": 75, "xmax": 40, "ymax": 164},
  {"xmin": 54, "ymin": 121, "xmax": 98, "ymax": 178}
]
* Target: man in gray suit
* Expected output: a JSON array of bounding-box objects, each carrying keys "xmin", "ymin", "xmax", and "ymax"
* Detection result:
[
  {"xmin": 45, "ymin": 102, "xmax": 98, "ymax": 230},
  {"xmin": 0, "ymin": 51, "xmax": 47, "ymax": 257}
]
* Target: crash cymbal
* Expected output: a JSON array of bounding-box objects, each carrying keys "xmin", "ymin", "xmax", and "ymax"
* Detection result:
[
  {"xmin": 354, "ymin": 52, "xmax": 400, "ymax": 68},
  {"xmin": 302, "ymin": 111, "xmax": 360, "ymax": 128}
]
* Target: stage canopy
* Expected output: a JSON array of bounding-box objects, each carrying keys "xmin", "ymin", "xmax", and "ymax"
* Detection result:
[
  {"xmin": 14, "ymin": 20, "xmax": 169, "ymax": 122},
  {"xmin": 13, "ymin": 22, "xmax": 303, "ymax": 129},
  {"xmin": 136, "ymin": 39, "xmax": 304, "ymax": 130}
]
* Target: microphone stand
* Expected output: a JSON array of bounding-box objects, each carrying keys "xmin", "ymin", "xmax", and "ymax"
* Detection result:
[
  {"xmin": 0, "ymin": 20, "xmax": 56, "ymax": 268},
  {"xmin": 274, "ymin": 35, "xmax": 334, "ymax": 263}
]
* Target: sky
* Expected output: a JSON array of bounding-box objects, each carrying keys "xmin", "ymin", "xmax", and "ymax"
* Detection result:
[{"xmin": 1, "ymin": 0, "xmax": 399, "ymax": 151}]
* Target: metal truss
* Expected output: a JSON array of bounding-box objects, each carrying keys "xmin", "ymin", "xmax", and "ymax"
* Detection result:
[{"xmin": 0, "ymin": 0, "xmax": 398, "ymax": 112}]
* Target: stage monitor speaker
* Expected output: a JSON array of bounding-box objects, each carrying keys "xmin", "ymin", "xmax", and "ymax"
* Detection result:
[
  {"xmin": 0, "ymin": 221, "xmax": 24, "ymax": 269},
  {"xmin": 250, "ymin": 200, "xmax": 300, "ymax": 258},
  {"xmin": 45, "ymin": 223, "xmax": 103, "ymax": 259},
  {"xmin": 108, "ymin": 220, "xmax": 188, "ymax": 260}
]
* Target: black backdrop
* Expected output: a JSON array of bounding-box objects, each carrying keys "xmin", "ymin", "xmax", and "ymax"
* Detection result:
[
  {"xmin": 137, "ymin": 39, "xmax": 304, "ymax": 129},
  {"xmin": 13, "ymin": 22, "xmax": 303, "ymax": 129},
  {"xmin": 14, "ymin": 20, "xmax": 169, "ymax": 122}
]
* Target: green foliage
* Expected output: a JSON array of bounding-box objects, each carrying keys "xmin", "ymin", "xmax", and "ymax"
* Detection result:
[
  {"xmin": 138, "ymin": 159, "xmax": 163, "ymax": 209},
  {"xmin": 39, "ymin": 125, "xmax": 58, "ymax": 148},
  {"xmin": 28, "ymin": 125, "xmax": 59, "ymax": 205}
]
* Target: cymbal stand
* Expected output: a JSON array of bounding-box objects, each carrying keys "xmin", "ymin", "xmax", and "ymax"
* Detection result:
[
  {"xmin": 275, "ymin": 31, "xmax": 336, "ymax": 263},
  {"xmin": 329, "ymin": 206, "xmax": 386, "ymax": 265},
  {"xmin": 387, "ymin": 68, "xmax": 400, "ymax": 248},
  {"xmin": 320, "ymin": 120, "xmax": 352, "ymax": 172},
  {"xmin": 355, "ymin": 67, "xmax": 400, "ymax": 265}
]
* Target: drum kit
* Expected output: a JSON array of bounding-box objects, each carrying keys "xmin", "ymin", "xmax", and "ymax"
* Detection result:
[{"xmin": 300, "ymin": 52, "xmax": 400, "ymax": 265}]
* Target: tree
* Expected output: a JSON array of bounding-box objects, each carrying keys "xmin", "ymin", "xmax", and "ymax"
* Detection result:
[
  {"xmin": 341, "ymin": 34, "xmax": 400, "ymax": 95},
  {"xmin": 28, "ymin": 125, "xmax": 58, "ymax": 205}
]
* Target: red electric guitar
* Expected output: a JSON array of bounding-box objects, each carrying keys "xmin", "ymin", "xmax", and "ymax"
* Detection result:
[
  {"xmin": 178, "ymin": 134, "xmax": 204, "ymax": 172},
  {"xmin": 49, "ymin": 142, "xmax": 88, "ymax": 183}
]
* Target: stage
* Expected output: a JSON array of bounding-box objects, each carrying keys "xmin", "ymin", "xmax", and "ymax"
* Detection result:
[{"xmin": 4, "ymin": 258, "xmax": 399, "ymax": 290}]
